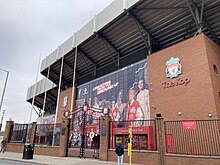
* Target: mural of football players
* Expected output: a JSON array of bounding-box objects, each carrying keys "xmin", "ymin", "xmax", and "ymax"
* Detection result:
[
  {"xmin": 115, "ymin": 90, "xmax": 126, "ymax": 122},
  {"xmin": 137, "ymin": 78, "xmax": 150, "ymax": 120},
  {"xmin": 92, "ymin": 97, "xmax": 102, "ymax": 123},
  {"xmin": 87, "ymin": 98, "xmax": 92, "ymax": 114},
  {"xmin": 125, "ymin": 88, "xmax": 144, "ymax": 122},
  {"xmin": 86, "ymin": 98, "xmax": 93, "ymax": 124},
  {"xmin": 69, "ymin": 129, "xmax": 80, "ymax": 147},
  {"xmin": 111, "ymin": 99, "xmax": 120, "ymax": 121},
  {"xmin": 93, "ymin": 97, "xmax": 100, "ymax": 109},
  {"xmin": 74, "ymin": 99, "xmax": 84, "ymax": 128}
]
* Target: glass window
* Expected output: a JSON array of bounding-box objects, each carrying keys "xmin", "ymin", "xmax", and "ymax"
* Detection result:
[{"xmin": 213, "ymin": 64, "xmax": 218, "ymax": 76}]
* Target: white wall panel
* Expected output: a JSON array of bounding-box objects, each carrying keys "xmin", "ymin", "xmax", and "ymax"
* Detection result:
[
  {"xmin": 46, "ymin": 49, "xmax": 58, "ymax": 66},
  {"xmin": 63, "ymin": 36, "xmax": 73, "ymax": 55},
  {"xmin": 96, "ymin": 0, "xmax": 123, "ymax": 30},
  {"xmin": 26, "ymin": 78, "xmax": 57, "ymax": 100},
  {"xmin": 75, "ymin": 19, "xmax": 94, "ymax": 46},
  {"xmin": 40, "ymin": 58, "xmax": 46, "ymax": 72},
  {"xmin": 127, "ymin": 0, "xmax": 140, "ymax": 9}
]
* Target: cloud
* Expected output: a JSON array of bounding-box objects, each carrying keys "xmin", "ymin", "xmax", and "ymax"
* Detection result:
[{"xmin": 0, "ymin": 0, "xmax": 114, "ymax": 129}]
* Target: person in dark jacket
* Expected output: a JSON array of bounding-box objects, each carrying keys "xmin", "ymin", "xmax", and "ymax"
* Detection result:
[
  {"xmin": 115, "ymin": 143, "xmax": 124, "ymax": 165},
  {"xmin": 0, "ymin": 138, "xmax": 7, "ymax": 153}
]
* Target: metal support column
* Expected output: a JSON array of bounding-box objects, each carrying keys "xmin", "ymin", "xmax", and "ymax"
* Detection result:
[
  {"xmin": 0, "ymin": 69, "xmax": 9, "ymax": 114},
  {"xmin": 52, "ymin": 56, "xmax": 64, "ymax": 146},
  {"xmin": 70, "ymin": 47, "xmax": 78, "ymax": 120},
  {"xmin": 186, "ymin": 0, "xmax": 204, "ymax": 34},
  {"xmin": 80, "ymin": 103, "xmax": 87, "ymax": 158},
  {"xmin": 30, "ymin": 54, "xmax": 41, "ymax": 123}
]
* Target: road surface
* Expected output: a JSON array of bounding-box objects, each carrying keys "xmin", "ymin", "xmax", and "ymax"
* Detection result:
[{"xmin": 0, "ymin": 159, "xmax": 42, "ymax": 165}]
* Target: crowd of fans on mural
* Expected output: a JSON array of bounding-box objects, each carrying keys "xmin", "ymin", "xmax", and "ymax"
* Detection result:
[{"xmin": 81, "ymin": 77, "xmax": 150, "ymax": 126}]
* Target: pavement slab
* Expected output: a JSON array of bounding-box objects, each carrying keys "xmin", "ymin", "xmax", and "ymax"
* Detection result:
[{"xmin": 0, "ymin": 152, "xmax": 139, "ymax": 165}]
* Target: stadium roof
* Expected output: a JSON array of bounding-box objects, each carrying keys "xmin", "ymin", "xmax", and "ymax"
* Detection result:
[{"xmin": 27, "ymin": 0, "xmax": 220, "ymax": 113}]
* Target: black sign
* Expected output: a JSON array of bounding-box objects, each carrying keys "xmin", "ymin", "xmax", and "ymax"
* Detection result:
[
  {"xmin": 101, "ymin": 126, "xmax": 107, "ymax": 136},
  {"xmin": 61, "ymin": 127, "xmax": 66, "ymax": 135}
]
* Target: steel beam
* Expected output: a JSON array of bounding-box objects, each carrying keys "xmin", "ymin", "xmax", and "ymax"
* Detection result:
[
  {"xmin": 200, "ymin": 0, "xmax": 204, "ymax": 23},
  {"xmin": 79, "ymin": 52, "xmax": 95, "ymax": 78},
  {"xmin": 63, "ymin": 59, "xmax": 81, "ymax": 77},
  {"xmin": 186, "ymin": 0, "xmax": 220, "ymax": 44},
  {"xmin": 49, "ymin": 69, "xmax": 59, "ymax": 84},
  {"xmin": 78, "ymin": 48, "xmax": 97, "ymax": 67},
  {"xmin": 50, "ymin": 68, "xmax": 72, "ymax": 87},
  {"xmin": 63, "ymin": 61, "xmax": 72, "ymax": 79},
  {"xmin": 127, "ymin": 11, "xmax": 162, "ymax": 49},
  {"xmin": 202, "ymin": 17, "xmax": 220, "ymax": 44},
  {"xmin": 31, "ymin": 99, "xmax": 41, "ymax": 116},
  {"xmin": 78, "ymin": 48, "xmax": 97, "ymax": 77},
  {"xmin": 129, "ymin": 12, "xmax": 148, "ymax": 48},
  {"xmin": 183, "ymin": 18, "xmax": 194, "ymax": 39},
  {"xmin": 58, "ymin": 59, "xmax": 72, "ymax": 87},
  {"xmin": 137, "ymin": 7, "xmax": 188, "ymax": 10},
  {"xmin": 46, "ymin": 93, "xmax": 56, "ymax": 103},
  {"xmin": 97, "ymin": 33, "xmax": 120, "ymax": 55},
  {"xmin": 98, "ymin": 35, "xmax": 118, "ymax": 68},
  {"xmin": 186, "ymin": 0, "xmax": 200, "ymax": 26},
  {"xmin": 148, "ymin": 33, "xmax": 152, "ymax": 54},
  {"xmin": 96, "ymin": 32, "xmax": 121, "ymax": 67}
]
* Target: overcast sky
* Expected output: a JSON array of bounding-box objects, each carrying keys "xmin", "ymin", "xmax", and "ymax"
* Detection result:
[{"xmin": 0, "ymin": 0, "xmax": 114, "ymax": 129}]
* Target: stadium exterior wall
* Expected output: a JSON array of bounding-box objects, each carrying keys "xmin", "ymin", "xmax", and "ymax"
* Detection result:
[{"xmin": 148, "ymin": 34, "xmax": 219, "ymax": 120}]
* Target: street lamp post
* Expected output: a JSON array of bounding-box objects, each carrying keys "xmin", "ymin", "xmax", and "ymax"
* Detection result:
[
  {"xmin": 0, "ymin": 109, "xmax": 5, "ymax": 131},
  {"xmin": 0, "ymin": 68, "xmax": 9, "ymax": 114}
]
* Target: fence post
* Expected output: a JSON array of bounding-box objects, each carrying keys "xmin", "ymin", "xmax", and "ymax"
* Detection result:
[
  {"xmin": 58, "ymin": 118, "xmax": 70, "ymax": 157},
  {"xmin": 4, "ymin": 120, "xmax": 14, "ymax": 141},
  {"xmin": 155, "ymin": 117, "xmax": 165, "ymax": 165},
  {"xmin": 99, "ymin": 115, "xmax": 110, "ymax": 161},
  {"xmin": 29, "ymin": 122, "xmax": 37, "ymax": 144}
]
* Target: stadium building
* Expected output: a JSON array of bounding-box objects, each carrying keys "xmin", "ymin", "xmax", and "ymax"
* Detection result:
[{"xmin": 5, "ymin": 0, "xmax": 220, "ymax": 164}]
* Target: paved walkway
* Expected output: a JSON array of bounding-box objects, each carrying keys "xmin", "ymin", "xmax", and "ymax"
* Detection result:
[{"xmin": 0, "ymin": 152, "xmax": 135, "ymax": 165}]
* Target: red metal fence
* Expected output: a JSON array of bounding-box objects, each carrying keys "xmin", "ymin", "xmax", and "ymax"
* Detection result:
[
  {"xmin": 164, "ymin": 120, "xmax": 220, "ymax": 156},
  {"xmin": 34, "ymin": 123, "xmax": 61, "ymax": 146}
]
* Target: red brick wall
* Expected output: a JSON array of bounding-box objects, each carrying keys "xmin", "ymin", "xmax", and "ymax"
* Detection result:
[
  {"xmin": 148, "ymin": 34, "xmax": 218, "ymax": 120},
  {"xmin": 107, "ymin": 149, "xmax": 159, "ymax": 165},
  {"xmin": 4, "ymin": 121, "xmax": 13, "ymax": 140},
  {"xmin": 68, "ymin": 148, "xmax": 80, "ymax": 157},
  {"xmin": 6, "ymin": 144, "xmax": 23, "ymax": 153},
  {"xmin": 99, "ymin": 116, "xmax": 110, "ymax": 161},
  {"xmin": 204, "ymin": 36, "xmax": 220, "ymax": 119},
  {"xmin": 34, "ymin": 146, "xmax": 59, "ymax": 157},
  {"xmin": 6, "ymin": 144, "xmax": 59, "ymax": 157},
  {"xmin": 57, "ymin": 87, "xmax": 76, "ymax": 123},
  {"xmin": 58, "ymin": 119, "xmax": 70, "ymax": 157}
]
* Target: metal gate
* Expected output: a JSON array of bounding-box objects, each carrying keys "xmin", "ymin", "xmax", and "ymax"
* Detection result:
[
  {"xmin": 9, "ymin": 123, "xmax": 32, "ymax": 143},
  {"xmin": 68, "ymin": 108, "xmax": 100, "ymax": 159}
]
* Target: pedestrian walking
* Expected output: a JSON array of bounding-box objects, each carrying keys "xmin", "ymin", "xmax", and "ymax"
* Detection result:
[
  {"xmin": 115, "ymin": 143, "xmax": 124, "ymax": 165},
  {"xmin": 0, "ymin": 138, "xmax": 7, "ymax": 153}
]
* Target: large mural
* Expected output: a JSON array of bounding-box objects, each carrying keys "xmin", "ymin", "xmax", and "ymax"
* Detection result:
[{"xmin": 76, "ymin": 60, "xmax": 150, "ymax": 124}]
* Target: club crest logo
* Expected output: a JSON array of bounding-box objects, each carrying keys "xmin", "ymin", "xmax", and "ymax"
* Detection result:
[
  {"xmin": 63, "ymin": 96, "xmax": 68, "ymax": 108},
  {"xmin": 166, "ymin": 57, "xmax": 182, "ymax": 78}
]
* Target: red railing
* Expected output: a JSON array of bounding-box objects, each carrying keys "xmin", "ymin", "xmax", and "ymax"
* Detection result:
[{"xmin": 164, "ymin": 120, "xmax": 220, "ymax": 156}]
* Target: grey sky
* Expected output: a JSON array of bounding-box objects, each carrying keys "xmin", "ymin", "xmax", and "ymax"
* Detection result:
[{"xmin": 0, "ymin": 0, "xmax": 114, "ymax": 129}]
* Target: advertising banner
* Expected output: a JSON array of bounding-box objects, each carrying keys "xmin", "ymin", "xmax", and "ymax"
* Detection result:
[{"xmin": 76, "ymin": 60, "xmax": 149, "ymax": 123}]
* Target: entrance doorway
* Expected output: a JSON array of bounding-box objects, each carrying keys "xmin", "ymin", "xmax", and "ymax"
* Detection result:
[{"xmin": 68, "ymin": 109, "xmax": 100, "ymax": 159}]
